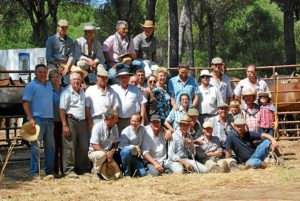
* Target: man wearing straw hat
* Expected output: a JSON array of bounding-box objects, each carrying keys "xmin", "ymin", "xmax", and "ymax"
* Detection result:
[
  {"xmin": 23, "ymin": 64, "xmax": 55, "ymax": 179},
  {"xmin": 88, "ymin": 110, "xmax": 120, "ymax": 180},
  {"xmin": 133, "ymin": 20, "xmax": 158, "ymax": 77},
  {"xmin": 46, "ymin": 19, "xmax": 74, "ymax": 76},
  {"xmin": 60, "ymin": 71, "xmax": 89, "ymax": 177},
  {"xmin": 74, "ymin": 22, "xmax": 104, "ymax": 84}
]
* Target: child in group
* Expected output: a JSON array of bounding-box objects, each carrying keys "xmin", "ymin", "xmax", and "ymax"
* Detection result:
[
  {"xmin": 228, "ymin": 99, "xmax": 242, "ymax": 128},
  {"xmin": 257, "ymin": 91, "xmax": 276, "ymax": 137}
]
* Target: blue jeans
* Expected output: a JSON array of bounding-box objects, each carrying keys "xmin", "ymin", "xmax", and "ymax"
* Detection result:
[
  {"xmin": 30, "ymin": 117, "xmax": 55, "ymax": 176},
  {"xmin": 120, "ymin": 148, "xmax": 147, "ymax": 177},
  {"xmin": 108, "ymin": 60, "xmax": 142, "ymax": 79},
  {"xmin": 246, "ymin": 139, "xmax": 271, "ymax": 168},
  {"xmin": 260, "ymin": 128, "xmax": 274, "ymax": 137}
]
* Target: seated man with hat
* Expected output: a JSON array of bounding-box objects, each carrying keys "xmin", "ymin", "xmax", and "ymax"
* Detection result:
[
  {"xmin": 88, "ymin": 109, "xmax": 120, "ymax": 180},
  {"xmin": 102, "ymin": 21, "xmax": 140, "ymax": 79},
  {"xmin": 46, "ymin": 19, "xmax": 74, "ymax": 76},
  {"xmin": 196, "ymin": 120, "xmax": 237, "ymax": 173},
  {"xmin": 74, "ymin": 22, "xmax": 104, "ymax": 84},
  {"xmin": 225, "ymin": 116, "xmax": 279, "ymax": 169},
  {"xmin": 133, "ymin": 20, "xmax": 158, "ymax": 77},
  {"xmin": 141, "ymin": 115, "xmax": 172, "ymax": 176},
  {"xmin": 168, "ymin": 115, "xmax": 208, "ymax": 174}
]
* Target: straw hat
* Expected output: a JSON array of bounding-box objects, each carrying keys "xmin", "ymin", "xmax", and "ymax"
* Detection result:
[
  {"xmin": 211, "ymin": 57, "xmax": 223, "ymax": 65},
  {"xmin": 100, "ymin": 160, "xmax": 122, "ymax": 180},
  {"xmin": 187, "ymin": 108, "xmax": 199, "ymax": 116},
  {"xmin": 178, "ymin": 115, "xmax": 191, "ymax": 124},
  {"xmin": 140, "ymin": 20, "xmax": 155, "ymax": 28},
  {"xmin": 203, "ymin": 120, "xmax": 213, "ymax": 129},
  {"xmin": 70, "ymin": 65, "xmax": 88, "ymax": 78},
  {"xmin": 199, "ymin": 70, "xmax": 212, "ymax": 78},
  {"xmin": 257, "ymin": 91, "xmax": 269, "ymax": 97},
  {"xmin": 84, "ymin": 22, "xmax": 100, "ymax": 31},
  {"xmin": 96, "ymin": 64, "xmax": 108, "ymax": 77},
  {"xmin": 242, "ymin": 87, "xmax": 256, "ymax": 96},
  {"xmin": 117, "ymin": 53, "xmax": 132, "ymax": 65},
  {"xmin": 20, "ymin": 122, "xmax": 40, "ymax": 142},
  {"xmin": 58, "ymin": 19, "xmax": 69, "ymax": 27}
]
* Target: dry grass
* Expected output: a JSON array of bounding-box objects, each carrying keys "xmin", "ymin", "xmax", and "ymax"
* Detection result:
[{"xmin": 0, "ymin": 141, "xmax": 300, "ymax": 201}]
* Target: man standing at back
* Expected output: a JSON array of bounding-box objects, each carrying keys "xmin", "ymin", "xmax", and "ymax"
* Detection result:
[
  {"xmin": 46, "ymin": 19, "xmax": 74, "ymax": 76},
  {"xmin": 23, "ymin": 64, "xmax": 55, "ymax": 179},
  {"xmin": 209, "ymin": 57, "xmax": 233, "ymax": 104},
  {"xmin": 168, "ymin": 64, "xmax": 200, "ymax": 110},
  {"xmin": 133, "ymin": 20, "xmax": 158, "ymax": 77}
]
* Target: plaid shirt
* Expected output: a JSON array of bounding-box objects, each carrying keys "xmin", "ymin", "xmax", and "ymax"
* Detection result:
[
  {"xmin": 165, "ymin": 106, "xmax": 187, "ymax": 130},
  {"xmin": 242, "ymin": 104, "xmax": 260, "ymax": 133},
  {"xmin": 259, "ymin": 104, "xmax": 275, "ymax": 129}
]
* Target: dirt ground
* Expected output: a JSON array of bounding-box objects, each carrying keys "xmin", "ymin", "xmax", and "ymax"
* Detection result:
[{"xmin": 0, "ymin": 140, "xmax": 300, "ymax": 201}]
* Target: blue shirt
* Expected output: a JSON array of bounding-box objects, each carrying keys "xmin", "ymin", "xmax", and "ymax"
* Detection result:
[
  {"xmin": 22, "ymin": 79, "xmax": 53, "ymax": 118},
  {"xmin": 45, "ymin": 33, "xmax": 74, "ymax": 63},
  {"xmin": 167, "ymin": 75, "xmax": 200, "ymax": 107},
  {"xmin": 226, "ymin": 130, "xmax": 262, "ymax": 163},
  {"xmin": 165, "ymin": 106, "xmax": 187, "ymax": 130},
  {"xmin": 210, "ymin": 73, "xmax": 233, "ymax": 103}
]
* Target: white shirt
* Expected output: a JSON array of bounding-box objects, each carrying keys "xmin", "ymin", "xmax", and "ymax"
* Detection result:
[
  {"xmin": 111, "ymin": 84, "xmax": 147, "ymax": 118},
  {"xmin": 198, "ymin": 84, "xmax": 223, "ymax": 114},
  {"xmin": 85, "ymin": 85, "xmax": 119, "ymax": 118},
  {"xmin": 234, "ymin": 77, "xmax": 270, "ymax": 97},
  {"xmin": 141, "ymin": 125, "xmax": 167, "ymax": 164},
  {"xmin": 60, "ymin": 85, "xmax": 85, "ymax": 120}
]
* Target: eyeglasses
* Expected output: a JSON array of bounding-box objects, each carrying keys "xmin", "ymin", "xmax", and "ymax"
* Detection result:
[{"xmin": 149, "ymin": 80, "xmax": 156, "ymax": 84}]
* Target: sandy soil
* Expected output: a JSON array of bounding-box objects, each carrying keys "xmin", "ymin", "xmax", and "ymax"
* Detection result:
[{"xmin": 0, "ymin": 140, "xmax": 300, "ymax": 201}]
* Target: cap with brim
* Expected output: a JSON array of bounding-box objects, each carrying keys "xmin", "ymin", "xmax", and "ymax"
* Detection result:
[
  {"xmin": 117, "ymin": 53, "xmax": 132, "ymax": 65},
  {"xmin": 178, "ymin": 115, "xmax": 191, "ymax": 124},
  {"xmin": 187, "ymin": 108, "xmax": 199, "ymax": 116},
  {"xmin": 20, "ymin": 122, "xmax": 40, "ymax": 142},
  {"xmin": 234, "ymin": 117, "xmax": 246, "ymax": 125},
  {"xmin": 257, "ymin": 91, "xmax": 269, "ymax": 97},
  {"xmin": 70, "ymin": 65, "xmax": 88, "ymax": 78},
  {"xmin": 58, "ymin": 19, "xmax": 69, "ymax": 27},
  {"xmin": 97, "ymin": 64, "xmax": 108, "ymax": 77},
  {"xmin": 199, "ymin": 70, "xmax": 212, "ymax": 78},
  {"xmin": 218, "ymin": 103, "xmax": 229, "ymax": 108},
  {"xmin": 100, "ymin": 160, "xmax": 122, "ymax": 180},
  {"xmin": 115, "ymin": 68, "xmax": 133, "ymax": 77},
  {"xmin": 104, "ymin": 109, "xmax": 115, "ymax": 118},
  {"xmin": 211, "ymin": 57, "xmax": 223, "ymax": 65},
  {"xmin": 84, "ymin": 22, "xmax": 100, "ymax": 31},
  {"xmin": 203, "ymin": 120, "xmax": 213, "ymax": 129},
  {"xmin": 242, "ymin": 87, "xmax": 256, "ymax": 96},
  {"xmin": 150, "ymin": 115, "xmax": 160, "ymax": 122},
  {"xmin": 77, "ymin": 60, "xmax": 90, "ymax": 71},
  {"xmin": 140, "ymin": 20, "xmax": 155, "ymax": 28}
]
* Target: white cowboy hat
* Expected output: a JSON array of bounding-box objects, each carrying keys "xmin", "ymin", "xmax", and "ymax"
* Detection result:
[
  {"xmin": 20, "ymin": 122, "xmax": 40, "ymax": 142},
  {"xmin": 100, "ymin": 160, "xmax": 122, "ymax": 180},
  {"xmin": 70, "ymin": 65, "xmax": 88, "ymax": 78}
]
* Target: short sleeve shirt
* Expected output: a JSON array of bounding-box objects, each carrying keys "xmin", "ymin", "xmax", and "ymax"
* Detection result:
[
  {"xmin": 234, "ymin": 77, "xmax": 270, "ymax": 97},
  {"xmin": 119, "ymin": 125, "xmax": 146, "ymax": 150},
  {"xmin": 210, "ymin": 73, "xmax": 233, "ymax": 103},
  {"xmin": 133, "ymin": 32, "xmax": 157, "ymax": 60}
]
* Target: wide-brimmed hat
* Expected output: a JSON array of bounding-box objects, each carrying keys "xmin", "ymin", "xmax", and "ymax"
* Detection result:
[
  {"xmin": 115, "ymin": 68, "xmax": 133, "ymax": 77},
  {"xmin": 140, "ymin": 20, "xmax": 155, "ymax": 28},
  {"xmin": 97, "ymin": 64, "xmax": 108, "ymax": 77},
  {"xmin": 257, "ymin": 91, "xmax": 270, "ymax": 97},
  {"xmin": 70, "ymin": 65, "xmax": 88, "ymax": 78},
  {"xmin": 211, "ymin": 57, "xmax": 223, "ymax": 65},
  {"xmin": 203, "ymin": 120, "xmax": 213, "ymax": 129},
  {"xmin": 20, "ymin": 122, "xmax": 40, "ymax": 142},
  {"xmin": 100, "ymin": 160, "xmax": 122, "ymax": 180},
  {"xmin": 242, "ymin": 87, "xmax": 256, "ymax": 96},
  {"xmin": 117, "ymin": 53, "xmax": 132, "ymax": 65},
  {"xmin": 178, "ymin": 115, "xmax": 191, "ymax": 124},
  {"xmin": 199, "ymin": 70, "xmax": 212, "ymax": 78},
  {"xmin": 187, "ymin": 108, "xmax": 199, "ymax": 116},
  {"xmin": 58, "ymin": 19, "xmax": 69, "ymax": 27},
  {"xmin": 84, "ymin": 22, "xmax": 100, "ymax": 31}
]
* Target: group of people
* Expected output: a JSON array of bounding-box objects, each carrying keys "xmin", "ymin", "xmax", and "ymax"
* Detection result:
[{"xmin": 21, "ymin": 18, "xmax": 281, "ymax": 180}]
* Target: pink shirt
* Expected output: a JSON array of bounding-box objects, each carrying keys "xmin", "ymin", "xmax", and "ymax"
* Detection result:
[
  {"xmin": 259, "ymin": 104, "xmax": 275, "ymax": 129},
  {"xmin": 102, "ymin": 33, "xmax": 135, "ymax": 62}
]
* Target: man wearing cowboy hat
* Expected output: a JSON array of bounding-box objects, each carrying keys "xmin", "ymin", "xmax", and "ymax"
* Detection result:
[
  {"xmin": 23, "ymin": 64, "xmax": 55, "ymax": 178},
  {"xmin": 103, "ymin": 21, "xmax": 139, "ymax": 79},
  {"xmin": 111, "ymin": 68, "xmax": 147, "ymax": 133},
  {"xmin": 141, "ymin": 115, "xmax": 172, "ymax": 176},
  {"xmin": 46, "ymin": 19, "xmax": 74, "ymax": 76},
  {"xmin": 167, "ymin": 115, "xmax": 208, "ymax": 174},
  {"xmin": 85, "ymin": 64, "xmax": 119, "ymax": 129},
  {"xmin": 60, "ymin": 71, "xmax": 90, "ymax": 177},
  {"xmin": 88, "ymin": 109, "xmax": 120, "ymax": 180},
  {"xmin": 133, "ymin": 20, "xmax": 158, "ymax": 77},
  {"xmin": 209, "ymin": 57, "xmax": 233, "ymax": 105},
  {"xmin": 74, "ymin": 22, "xmax": 104, "ymax": 84}
]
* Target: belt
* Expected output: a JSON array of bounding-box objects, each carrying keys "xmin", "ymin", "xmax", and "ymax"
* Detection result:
[
  {"xmin": 67, "ymin": 114, "xmax": 80, "ymax": 120},
  {"xmin": 118, "ymin": 117, "xmax": 130, "ymax": 120}
]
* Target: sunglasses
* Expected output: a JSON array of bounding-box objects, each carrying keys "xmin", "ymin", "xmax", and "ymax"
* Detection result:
[{"xmin": 149, "ymin": 80, "xmax": 156, "ymax": 84}]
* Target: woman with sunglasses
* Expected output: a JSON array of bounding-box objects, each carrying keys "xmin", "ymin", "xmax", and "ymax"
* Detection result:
[
  {"xmin": 198, "ymin": 70, "xmax": 223, "ymax": 125},
  {"xmin": 143, "ymin": 75, "xmax": 158, "ymax": 124}
]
